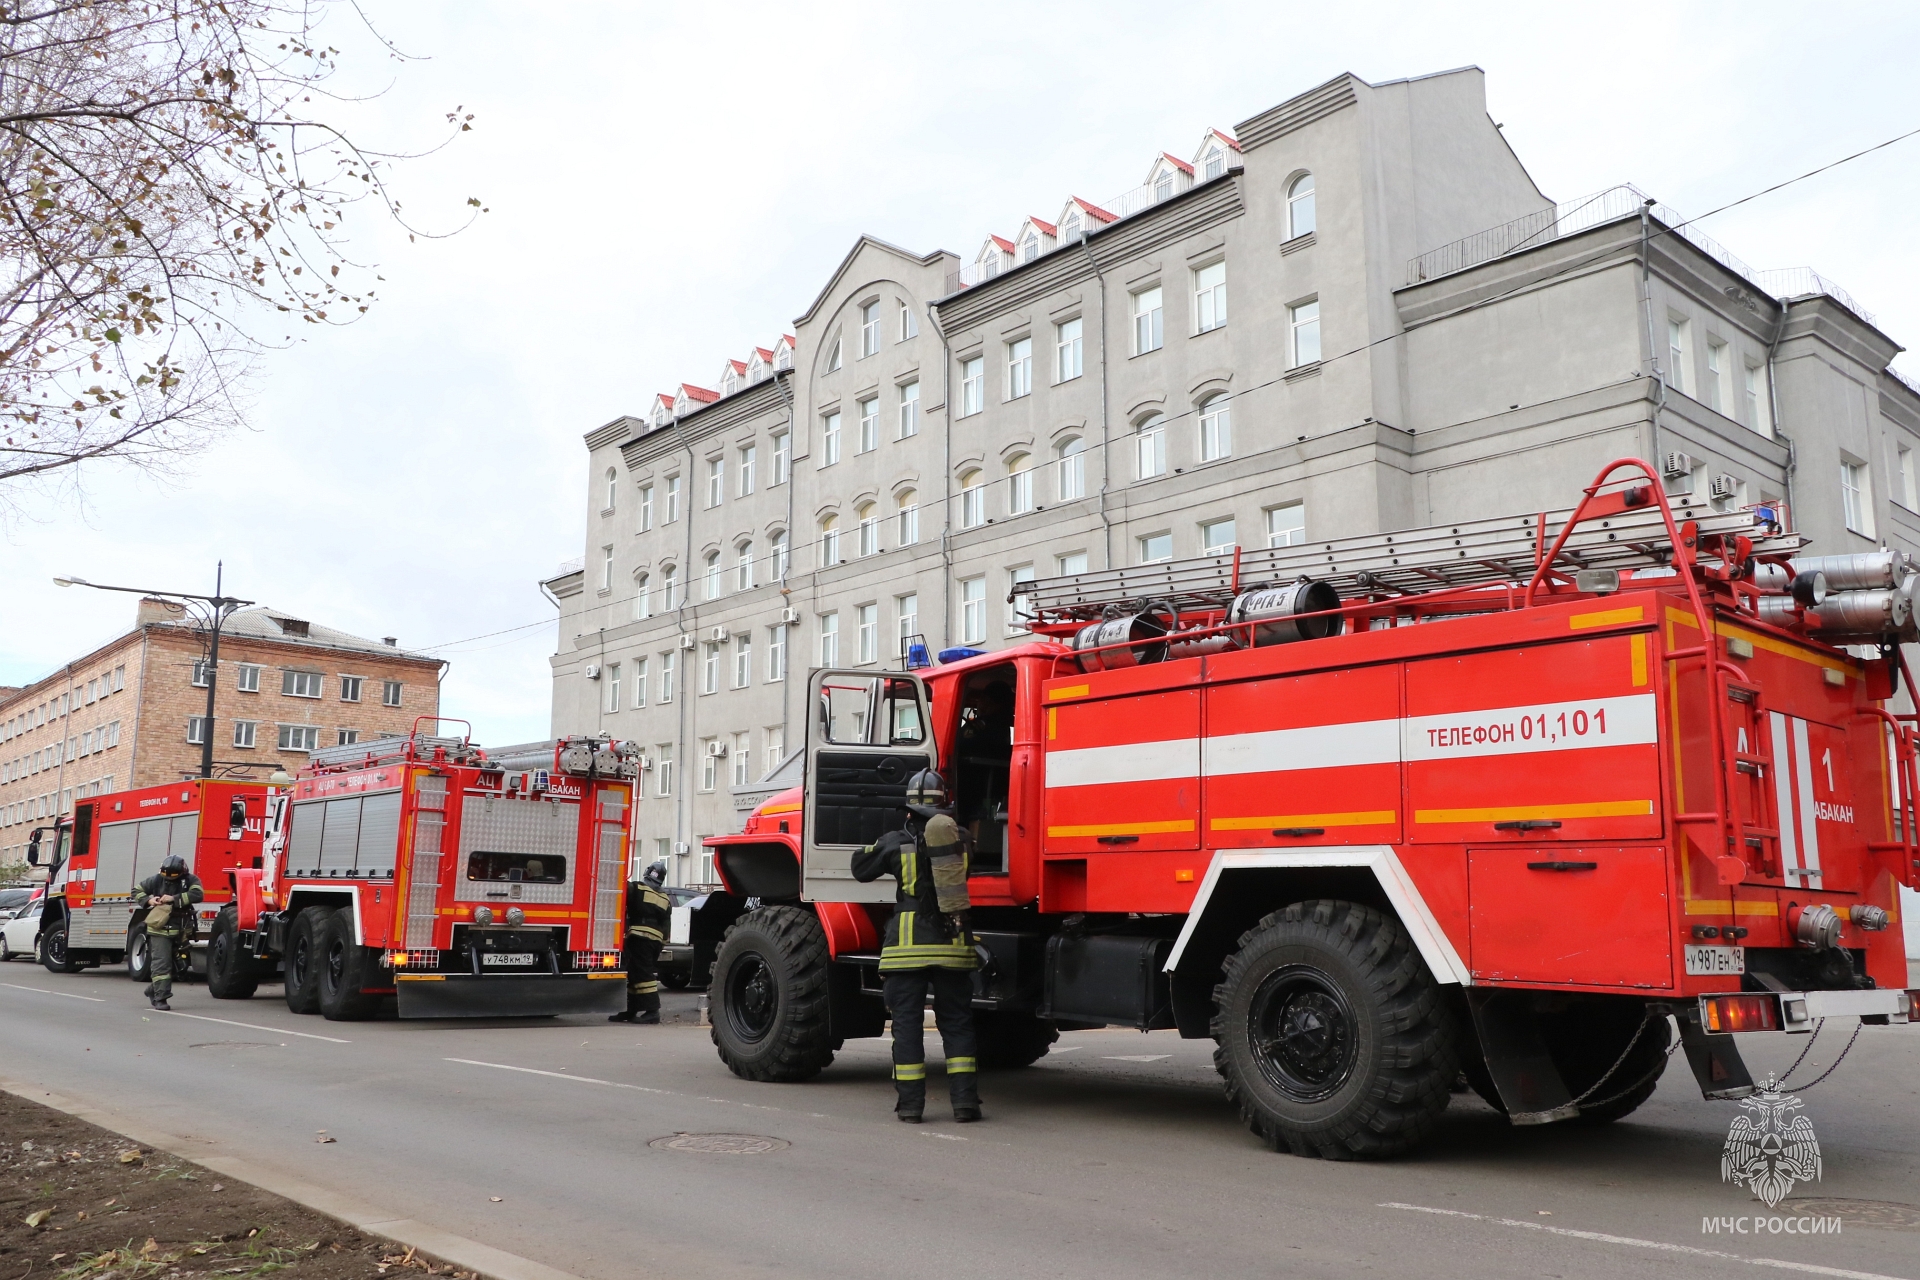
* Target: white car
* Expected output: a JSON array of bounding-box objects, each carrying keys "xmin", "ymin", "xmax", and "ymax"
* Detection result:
[{"xmin": 1, "ymin": 899, "xmax": 43, "ymax": 961}]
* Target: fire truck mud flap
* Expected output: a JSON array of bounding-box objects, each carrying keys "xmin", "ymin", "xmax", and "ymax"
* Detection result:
[{"xmin": 393, "ymin": 972, "xmax": 628, "ymax": 1018}]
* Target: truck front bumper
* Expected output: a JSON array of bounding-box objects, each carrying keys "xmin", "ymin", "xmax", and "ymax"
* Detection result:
[
  {"xmin": 394, "ymin": 971, "xmax": 628, "ymax": 1019},
  {"xmin": 1700, "ymin": 988, "xmax": 1918, "ymax": 1034}
]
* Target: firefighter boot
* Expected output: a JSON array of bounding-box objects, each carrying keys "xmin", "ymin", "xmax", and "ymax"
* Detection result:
[
  {"xmin": 950, "ymin": 1057, "xmax": 982, "ymax": 1123},
  {"xmin": 894, "ymin": 1062, "xmax": 926, "ymax": 1122},
  {"xmin": 607, "ymin": 1011, "xmax": 636, "ymax": 1022}
]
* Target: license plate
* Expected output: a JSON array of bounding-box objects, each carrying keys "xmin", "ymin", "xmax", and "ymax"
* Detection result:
[
  {"xmin": 1685, "ymin": 944, "xmax": 1745, "ymax": 976},
  {"xmin": 482, "ymin": 952, "xmax": 535, "ymax": 966}
]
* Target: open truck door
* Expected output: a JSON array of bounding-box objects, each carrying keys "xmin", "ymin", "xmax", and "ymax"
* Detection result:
[{"xmin": 802, "ymin": 668, "xmax": 937, "ymax": 904}]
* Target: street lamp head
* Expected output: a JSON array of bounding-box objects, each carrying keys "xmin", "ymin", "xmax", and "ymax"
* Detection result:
[{"xmin": 52, "ymin": 576, "xmax": 78, "ymax": 587}]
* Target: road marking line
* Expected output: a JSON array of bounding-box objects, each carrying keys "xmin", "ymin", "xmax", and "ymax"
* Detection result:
[
  {"xmin": 158, "ymin": 1011, "xmax": 350, "ymax": 1044},
  {"xmin": 445, "ymin": 1058, "xmax": 831, "ymax": 1118},
  {"xmin": 0, "ymin": 982, "xmax": 105, "ymax": 1002},
  {"xmin": 1380, "ymin": 1203, "xmax": 1910, "ymax": 1280},
  {"xmin": 1102, "ymin": 1054, "xmax": 1170, "ymax": 1062}
]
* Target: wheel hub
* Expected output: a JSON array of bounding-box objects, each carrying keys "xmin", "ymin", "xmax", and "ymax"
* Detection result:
[
  {"xmin": 726, "ymin": 952, "xmax": 777, "ymax": 1043},
  {"xmin": 1248, "ymin": 965, "xmax": 1359, "ymax": 1102}
]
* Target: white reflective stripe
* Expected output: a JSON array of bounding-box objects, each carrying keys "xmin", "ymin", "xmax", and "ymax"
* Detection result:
[
  {"xmin": 1045, "ymin": 737, "xmax": 1199, "ymax": 788},
  {"xmin": 1402, "ymin": 694, "xmax": 1657, "ymax": 762},
  {"xmin": 1792, "ymin": 716, "xmax": 1821, "ymax": 886},
  {"xmin": 1202, "ymin": 718, "xmax": 1399, "ymax": 776},
  {"xmin": 1770, "ymin": 712, "xmax": 1800, "ymax": 878}
]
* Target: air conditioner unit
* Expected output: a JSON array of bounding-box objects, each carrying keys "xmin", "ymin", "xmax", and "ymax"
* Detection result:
[
  {"xmin": 779, "ymin": 608, "xmax": 801, "ymax": 626},
  {"xmin": 583, "ymin": 664, "xmax": 602, "ymax": 680},
  {"xmin": 706, "ymin": 740, "xmax": 729, "ymax": 758},
  {"xmin": 1662, "ymin": 451, "xmax": 1693, "ymax": 478},
  {"xmin": 1710, "ymin": 474, "xmax": 1740, "ymax": 500},
  {"xmin": 634, "ymin": 755, "xmax": 652, "ymax": 772},
  {"xmin": 710, "ymin": 626, "xmax": 730, "ymax": 643},
  {"xmin": 677, "ymin": 634, "xmax": 697, "ymax": 651}
]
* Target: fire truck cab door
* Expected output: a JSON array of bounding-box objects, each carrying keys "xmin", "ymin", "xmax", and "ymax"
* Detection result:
[{"xmin": 802, "ymin": 669, "xmax": 938, "ymax": 904}]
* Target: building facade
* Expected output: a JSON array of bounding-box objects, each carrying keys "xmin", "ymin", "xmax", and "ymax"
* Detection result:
[
  {"xmin": 0, "ymin": 599, "xmax": 442, "ymax": 863},
  {"xmin": 546, "ymin": 67, "xmax": 1919, "ymax": 890}
]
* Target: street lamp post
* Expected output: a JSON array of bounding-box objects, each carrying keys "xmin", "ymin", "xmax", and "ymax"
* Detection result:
[{"xmin": 54, "ymin": 563, "xmax": 252, "ymax": 779}]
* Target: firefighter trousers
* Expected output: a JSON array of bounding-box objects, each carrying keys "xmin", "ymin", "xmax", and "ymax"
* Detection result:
[
  {"xmin": 144, "ymin": 931, "xmax": 180, "ymax": 1002},
  {"xmin": 623, "ymin": 937, "xmax": 662, "ymax": 1017},
  {"xmin": 883, "ymin": 968, "xmax": 978, "ymax": 1115}
]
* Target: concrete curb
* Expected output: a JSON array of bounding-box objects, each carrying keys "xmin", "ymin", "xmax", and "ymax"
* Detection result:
[{"xmin": 0, "ymin": 1077, "xmax": 594, "ymax": 1280}]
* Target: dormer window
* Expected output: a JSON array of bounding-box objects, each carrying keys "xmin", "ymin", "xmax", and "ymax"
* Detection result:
[
  {"xmin": 1023, "ymin": 234, "xmax": 1039, "ymax": 263},
  {"xmin": 674, "ymin": 391, "xmax": 689, "ymax": 415},
  {"xmin": 1202, "ymin": 147, "xmax": 1225, "ymax": 180},
  {"xmin": 775, "ymin": 341, "xmax": 793, "ymax": 371},
  {"xmin": 1154, "ymin": 171, "xmax": 1174, "ymax": 202},
  {"xmin": 1062, "ymin": 212, "xmax": 1080, "ymax": 239},
  {"xmin": 721, "ymin": 368, "xmax": 738, "ymax": 395}
]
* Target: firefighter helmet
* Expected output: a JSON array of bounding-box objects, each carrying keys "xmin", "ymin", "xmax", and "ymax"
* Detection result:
[
  {"xmin": 160, "ymin": 854, "xmax": 188, "ymax": 876},
  {"xmin": 904, "ymin": 769, "xmax": 949, "ymax": 814},
  {"xmin": 642, "ymin": 859, "xmax": 666, "ymax": 888}
]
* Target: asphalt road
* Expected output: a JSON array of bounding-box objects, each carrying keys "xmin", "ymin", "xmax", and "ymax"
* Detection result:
[{"xmin": 1, "ymin": 963, "xmax": 1917, "ymax": 1280}]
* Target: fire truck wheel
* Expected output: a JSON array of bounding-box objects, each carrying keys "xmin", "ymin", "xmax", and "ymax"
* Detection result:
[
  {"xmin": 709, "ymin": 905, "xmax": 837, "ymax": 1082},
  {"xmin": 972, "ymin": 1010, "xmax": 1060, "ymax": 1069},
  {"xmin": 1211, "ymin": 899, "xmax": 1459, "ymax": 1161},
  {"xmin": 125, "ymin": 924, "xmax": 151, "ymax": 983},
  {"xmin": 316, "ymin": 912, "xmax": 379, "ymax": 1021},
  {"xmin": 284, "ymin": 907, "xmax": 332, "ymax": 1015},
  {"xmin": 39, "ymin": 923, "xmax": 82, "ymax": 974},
  {"xmin": 206, "ymin": 906, "xmax": 259, "ymax": 1000}
]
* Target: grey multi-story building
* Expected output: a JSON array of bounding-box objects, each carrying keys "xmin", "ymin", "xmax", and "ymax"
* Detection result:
[{"xmin": 544, "ymin": 66, "xmax": 1918, "ymax": 889}]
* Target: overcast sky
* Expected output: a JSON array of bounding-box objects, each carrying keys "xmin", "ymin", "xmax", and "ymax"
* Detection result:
[{"xmin": 4, "ymin": 0, "xmax": 1918, "ymax": 745}]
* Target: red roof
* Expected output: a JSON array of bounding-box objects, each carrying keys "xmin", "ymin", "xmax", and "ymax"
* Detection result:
[
  {"xmin": 781, "ymin": 334, "xmax": 795, "ymax": 347},
  {"xmin": 754, "ymin": 347, "xmax": 775, "ymax": 361},
  {"xmin": 1026, "ymin": 216, "xmax": 1058, "ymax": 236},
  {"xmin": 1209, "ymin": 128, "xmax": 1242, "ymax": 153},
  {"xmin": 1067, "ymin": 197, "xmax": 1117, "ymax": 224},
  {"xmin": 656, "ymin": 393, "xmax": 675, "ymax": 410},
  {"xmin": 680, "ymin": 383, "xmax": 719, "ymax": 404},
  {"xmin": 727, "ymin": 359, "xmax": 747, "ymax": 374},
  {"xmin": 989, "ymin": 235, "xmax": 1015, "ymax": 254},
  {"xmin": 1160, "ymin": 152, "xmax": 1195, "ymax": 175}
]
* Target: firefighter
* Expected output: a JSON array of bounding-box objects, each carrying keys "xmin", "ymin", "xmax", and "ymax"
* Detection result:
[
  {"xmin": 610, "ymin": 860, "xmax": 670, "ymax": 1024},
  {"xmin": 852, "ymin": 769, "xmax": 981, "ymax": 1124},
  {"xmin": 133, "ymin": 854, "xmax": 203, "ymax": 1010}
]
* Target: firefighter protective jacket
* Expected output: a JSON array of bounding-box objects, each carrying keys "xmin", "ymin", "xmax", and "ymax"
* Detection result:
[
  {"xmin": 626, "ymin": 882, "xmax": 671, "ymax": 943},
  {"xmin": 852, "ymin": 814, "xmax": 978, "ymax": 973},
  {"xmin": 133, "ymin": 873, "xmax": 204, "ymax": 938}
]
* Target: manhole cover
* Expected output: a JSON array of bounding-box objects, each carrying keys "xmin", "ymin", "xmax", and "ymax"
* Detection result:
[
  {"xmin": 648, "ymin": 1133, "xmax": 789, "ymax": 1155},
  {"xmin": 1780, "ymin": 1199, "xmax": 1920, "ymax": 1231},
  {"xmin": 188, "ymin": 1042, "xmax": 279, "ymax": 1050}
]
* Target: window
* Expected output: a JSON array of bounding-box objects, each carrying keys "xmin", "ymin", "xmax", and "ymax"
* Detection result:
[
  {"xmin": 1201, "ymin": 517, "xmax": 1237, "ymax": 554},
  {"xmin": 85, "ymin": 679, "xmax": 97, "ymax": 704},
  {"xmin": 819, "ymin": 612, "xmax": 839, "ymax": 666},
  {"xmin": 1008, "ymin": 565, "xmax": 1036, "ymax": 633},
  {"xmin": 601, "ymin": 545, "xmax": 616, "ymax": 591},
  {"xmin": 233, "ymin": 722, "xmax": 259, "ymax": 750},
  {"xmin": 604, "ymin": 467, "xmax": 618, "ymax": 512},
  {"xmin": 1022, "ymin": 233, "xmax": 1040, "ymax": 263},
  {"xmin": 633, "ymin": 657, "xmax": 648, "ymax": 708},
  {"xmin": 1705, "ymin": 338, "xmax": 1732, "ymax": 414},
  {"xmin": 1287, "ymin": 173, "xmax": 1315, "ymax": 239},
  {"xmin": 860, "ymin": 301, "xmax": 881, "ymax": 358},
  {"xmin": 821, "ymin": 411, "xmax": 841, "ymax": 466},
  {"xmin": 639, "ymin": 484, "xmax": 654, "ymax": 531},
  {"xmin": 1007, "ymin": 454, "xmax": 1034, "ymax": 514},
  {"xmin": 702, "ymin": 642, "xmax": 721, "ymax": 695},
  {"xmin": 665, "ymin": 474, "xmax": 681, "ymax": 522},
  {"xmin": 732, "ymin": 732, "xmax": 752, "ymax": 787},
  {"xmin": 113, "ymin": 665, "xmax": 124, "ymax": 691},
  {"xmin": 1289, "ymin": 299, "xmax": 1321, "ymax": 366},
  {"xmin": 1666, "ymin": 317, "xmax": 1690, "ymax": 395},
  {"xmin": 767, "ymin": 625, "xmax": 787, "ymax": 682},
  {"xmin": 192, "ymin": 660, "xmax": 211, "ymax": 688},
  {"xmin": 338, "ymin": 675, "xmax": 362, "ymax": 703},
  {"xmin": 897, "ymin": 490, "xmax": 919, "ymax": 545},
  {"xmin": 382, "ymin": 680, "xmax": 402, "ymax": 708},
  {"xmin": 1136, "ymin": 414, "xmax": 1166, "ymax": 479},
  {"xmin": 1007, "ymin": 337, "xmax": 1032, "ymax": 399},
  {"xmin": 1132, "ymin": 287, "xmax": 1164, "ymax": 354},
  {"xmin": 960, "ymin": 470, "xmax": 986, "ymax": 528},
  {"xmin": 1062, "ymin": 210, "xmax": 1081, "ymax": 239},
  {"xmin": 660, "ymin": 564, "xmax": 679, "ymax": 610},
  {"xmin": 1841, "ymin": 460, "xmax": 1873, "ymax": 536},
  {"xmin": 858, "ymin": 503, "xmax": 881, "ymax": 557},
  {"xmin": 739, "ymin": 445, "xmax": 756, "ymax": 497},
  {"xmin": 1198, "ymin": 393, "xmax": 1231, "ymax": 461},
  {"xmin": 282, "ymin": 670, "xmax": 322, "ymax": 698},
  {"xmin": 236, "ymin": 664, "xmax": 260, "ymax": 693},
  {"xmin": 704, "ymin": 551, "xmax": 723, "ymax": 600},
  {"xmin": 858, "ymin": 396, "xmax": 879, "ymax": 453},
  {"xmin": 899, "ymin": 302, "xmax": 918, "ymax": 342},
  {"xmin": 700, "ymin": 740, "xmax": 719, "ymax": 793},
  {"xmin": 766, "ymin": 726, "xmax": 785, "ymax": 775},
  {"xmin": 606, "ymin": 662, "xmax": 622, "ymax": 713},
  {"xmin": 960, "ymin": 577, "xmax": 986, "ymax": 644},
  {"xmin": 633, "ymin": 573, "xmax": 651, "ymax": 621},
  {"xmin": 1901, "ymin": 445, "xmax": 1918, "ymax": 511},
  {"xmin": 1056, "ymin": 436, "xmax": 1085, "ymax": 500},
  {"xmin": 896, "ymin": 593, "xmax": 919, "ymax": 656},
  {"xmin": 278, "ymin": 724, "xmax": 319, "ymax": 752},
  {"xmin": 655, "ymin": 744, "xmax": 674, "ymax": 797},
  {"xmin": 820, "ymin": 515, "xmax": 840, "ymax": 566},
  {"xmin": 186, "ymin": 716, "xmax": 208, "ymax": 745},
  {"xmin": 771, "ymin": 531, "xmax": 789, "ymax": 579},
  {"xmin": 858, "ymin": 604, "xmax": 878, "ymax": 663},
  {"xmin": 771, "ymin": 431, "xmax": 790, "ymax": 485},
  {"xmin": 337, "ymin": 728, "xmax": 359, "ymax": 747},
  {"xmin": 659, "ymin": 650, "xmax": 676, "ymax": 703},
  {"xmin": 1056, "ymin": 317, "xmax": 1082, "ymax": 382},
  {"xmin": 1743, "ymin": 363, "xmax": 1770, "ymax": 435},
  {"xmin": 1193, "ymin": 261, "xmax": 1226, "ymax": 333},
  {"xmin": 733, "ymin": 634, "xmax": 752, "ymax": 688},
  {"xmin": 826, "ymin": 334, "xmax": 842, "ymax": 372},
  {"xmin": 1202, "ymin": 145, "xmax": 1226, "ymax": 181},
  {"xmin": 1154, "ymin": 168, "xmax": 1175, "ymax": 202},
  {"xmin": 736, "ymin": 542, "xmax": 755, "ymax": 592},
  {"xmin": 1267, "ymin": 503, "xmax": 1306, "ymax": 547},
  {"xmin": 1139, "ymin": 532, "xmax": 1173, "ymax": 563},
  {"xmin": 960, "ymin": 357, "xmax": 984, "ymax": 416},
  {"xmin": 705, "ymin": 457, "xmax": 724, "ymax": 508},
  {"xmin": 775, "ymin": 341, "xmax": 793, "ymax": 371},
  {"xmin": 897, "ymin": 380, "xmax": 920, "ymax": 438}
]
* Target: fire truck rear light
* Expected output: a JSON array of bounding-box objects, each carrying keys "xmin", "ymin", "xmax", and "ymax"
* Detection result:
[
  {"xmin": 1701, "ymin": 993, "xmax": 1779, "ymax": 1033},
  {"xmin": 385, "ymin": 950, "xmax": 440, "ymax": 969},
  {"xmin": 573, "ymin": 951, "xmax": 620, "ymax": 970},
  {"xmin": 1899, "ymin": 991, "xmax": 1917, "ymax": 1023}
]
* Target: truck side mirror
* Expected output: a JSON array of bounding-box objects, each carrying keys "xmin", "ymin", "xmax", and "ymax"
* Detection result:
[
  {"xmin": 229, "ymin": 797, "xmax": 247, "ymax": 839},
  {"xmin": 25, "ymin": 832, "xmax": 40, "ymax": 866}
]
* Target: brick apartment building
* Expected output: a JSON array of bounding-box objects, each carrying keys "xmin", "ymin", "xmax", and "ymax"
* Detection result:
[{"xmin": 0, "ymin": 598, "xmax": 443, "ymax": 863}]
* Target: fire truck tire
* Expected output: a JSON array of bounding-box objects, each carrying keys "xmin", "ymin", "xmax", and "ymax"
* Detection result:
[
  {"xmin": 283, "ymin": 908, "xmax": 331, "ymax": 1015},
  {"xmin": 972, "ymin": 1010, "xmax": 1060, "ymax": 1069},
  {"xmin": 1211, "ymin": 899, "xmax": 1458, "ymax": 1161},
  {"xmin": 39, "ymin": 923, "xmax": 82, "ymax": 974},
  {"xmin": 125, "ymin": 924, "xmax": 151, "ymax": 983},
  {"xmin": 709, "ymin": 905, "xmax": 837, "ymax": 1082},
  {"xmin": 316, "ymin": 912, "xmax": 379, "ymax": 1021},
  {"xmin": 206, "ymin": 907, "xmax": 259, "ymax": 1000}
]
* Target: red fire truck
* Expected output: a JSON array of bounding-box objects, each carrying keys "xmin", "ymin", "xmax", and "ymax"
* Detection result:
[
  {"xmin": 697, "ymin": 460, "xmax": 1919, "ymax": 1158},
  {"xmin": 27, "ymin": 779, "xmax": 270, "ymax": 980},
  {"xmin": 207, "ymin": 723, "xmax": 639, "ymax": 1021}
]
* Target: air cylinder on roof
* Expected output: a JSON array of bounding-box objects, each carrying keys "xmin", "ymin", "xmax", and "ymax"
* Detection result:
[
  {"xmin": 1227, "ymin": 579, "xmax": 1343, "ymax": 647},
  {"xmin": 1071, "ymin": 604, "xmax": 1176, "ymax": 672},
  {"xmin": 1787, "ymin": 551, "xmax": 1914, "ymax": 592}
]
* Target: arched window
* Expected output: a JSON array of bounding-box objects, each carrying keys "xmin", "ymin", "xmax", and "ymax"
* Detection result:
[
  {"xmin": 820, "ymin": 515, "xmax": 840, "ymax": 566},
  {"xmin": 770, "ymin": 530, "xmax": 789, "ymax": 578},
  {"xmin": 1153, "ymin": 169, "xmax": 1174, "ymax": 202},
  {"xmin": 1288, "ymin": 173, "xmax": 1315, "ymax": 239},
  {"xmin": 1023, "ymin": 233, "xmax": 1040, "ymax": 263},
  {"xmin": 1136, "ymin": 414, "xmax": 1166, "ymax": 479},
  {"xmin": 721, "ymin": 368, "xmax": 737, "ymax": 395},
  {"xmin": 1055, "ymin": 436, "xmax": 1085, "ymax": 501},
  {"xmin": 1202, "ymin": 146, "xmax": 1226, "ymax": 181},
  {"xmin": 736, "ymin": 542, "xmax": 755, "ymax": 592},
  {"xmin": 826, "ymin": 334, "xmax": 843, "ymax": 372},
  {"xmin": 857, "ymin": 502, "xmax": 880, "ymax": 557},
  {"xmin": 1062, "ymin": 211, "xmax": 1081, "ymax": 239},
  {"xmin": 704, "ymin": 551, "xmax": 723, "ymax": 600},
  {"xmin": 1006, "ymin": 453, "xmax": 1033, "ymax": 515},
  {"xmin": 632, "ymin": 572, "xmax": 651, "ymax": 621},
  {"xmin": 1198, "ymin": 394, "xmax": 1232, "ymax": 462},
  {"xmin": 774, "ymin": 343, "xmax": 792, "ymax": 371},
  {"xmin": 960, "ymin": 470, "xmax": 985, "ymax": 528},
  {"xmin": 660, "ymin": 564, "xmax": 678, "ymax": 610},
  {"xmin": 896, "ymin": 490, "xmax": 919, "ymax": 545},
  {"xmin": 604, "ymin": 467, "xmax": 618, "ymax": 512}
]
